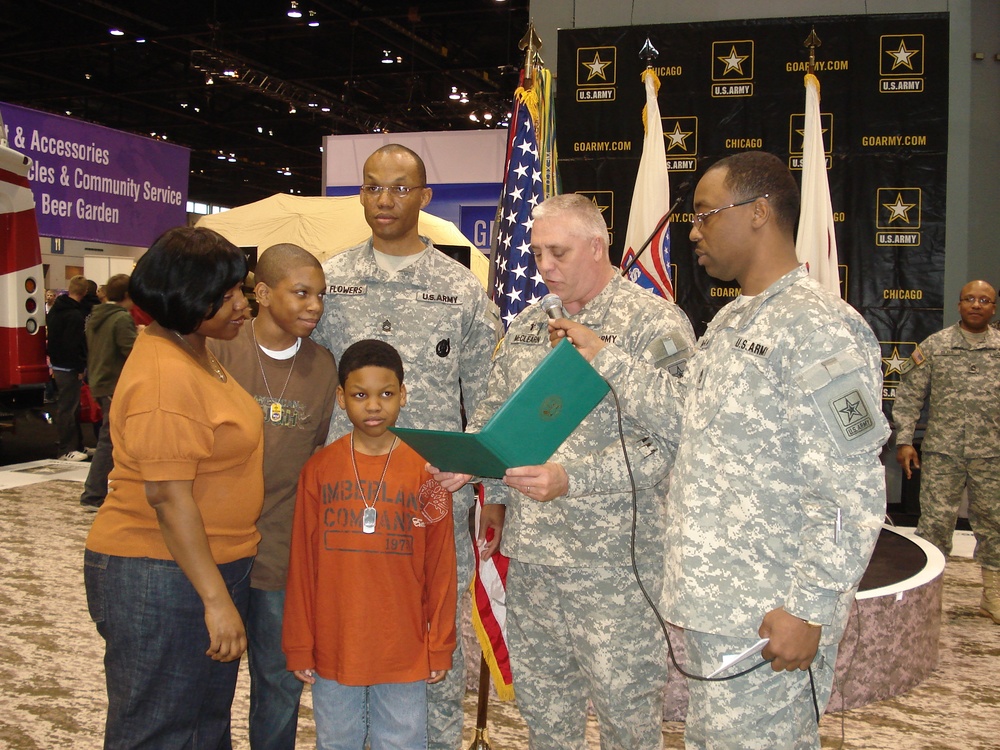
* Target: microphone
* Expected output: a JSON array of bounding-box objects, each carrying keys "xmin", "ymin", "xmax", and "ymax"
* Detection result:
[{"xmin": 540, "ymin": 293, "xmax": 568, "ymax": 320}]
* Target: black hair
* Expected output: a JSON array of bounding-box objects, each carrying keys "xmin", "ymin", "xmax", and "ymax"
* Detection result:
[
  {"xmin": 129, "ymin": 227, "xmax": 248, "ymax": 334},
  {"xmin": 708, "ymin": 151, "xmax": 800, "ymax": 235},
  {"xmin": 338, "ymin": 339, "xmax": 404, "ymax": 386}
]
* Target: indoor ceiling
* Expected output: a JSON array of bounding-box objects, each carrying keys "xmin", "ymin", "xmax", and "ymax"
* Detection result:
[{"xmin": 0, "ymin": 0, "xmax": 530, "ymax": 207}]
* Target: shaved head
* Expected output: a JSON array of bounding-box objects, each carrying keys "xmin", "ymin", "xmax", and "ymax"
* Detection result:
[{"xmin": 254, "ymin": 243, "xmax": 321, "ymax": 287}]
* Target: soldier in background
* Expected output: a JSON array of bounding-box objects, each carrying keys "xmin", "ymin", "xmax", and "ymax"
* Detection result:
[
  {"xmin": 894, "ymin": 280, "xmax": 1000, "ymax": 624},
  {"xmin": 434, "ymin": 193, "xmax": 695, "ymax": 750},
  {"xmin": 552, "ymin": 152, "xmax": 889, "ymax": 749},
  {"xmin": 312, "ymin": 144, "xmax": 498, "ymax": 750},
  {"xmin": 79, "ymin": 274, "xmax": 137, "ymax": 509}
]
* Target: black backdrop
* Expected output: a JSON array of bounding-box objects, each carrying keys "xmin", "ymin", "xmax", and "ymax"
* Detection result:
[{"xmin": 557, "ymin": 13, "xmax": 948, "ymax": 413}]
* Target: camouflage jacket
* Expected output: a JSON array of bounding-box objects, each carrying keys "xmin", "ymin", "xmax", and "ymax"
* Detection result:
[
  {"xmin": 313, "ymin": 237, "xmax": 500, "ymax": 511},
  {"xmin": 474, "ymin": 273, "xmax": 696, "ymax": 568},
  {"xmin": 892, "ymin": 323, "xmax": 1000, "ymax": 457},
  {"xmin": 594, "ymin": 266, "xmax": 889, "ymax": 642}
]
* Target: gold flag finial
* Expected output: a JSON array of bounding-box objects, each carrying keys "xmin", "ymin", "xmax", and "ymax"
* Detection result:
[
  {"xmin": 519, "ymin": 24, "xmax": 544, "ymax": 83},
  {"xmin": 639, "ymin": 37, "xmax": 659, "ymax": 69},
  {"xmin": 804, "ymin": 27, "xmax": 822, "ymax": 75}
]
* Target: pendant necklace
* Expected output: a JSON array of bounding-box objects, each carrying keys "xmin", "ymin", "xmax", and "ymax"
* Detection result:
[
  {"xmin": 170, "ymin": 329, "xmax": 226, "ymax": 382},
  {"xmin": 350, "ymin": 432, "xmax": 397, "ymax": 534},
  {"xmin": 251, "ymin": 318, "xmax": 299, "ymax": 422}
]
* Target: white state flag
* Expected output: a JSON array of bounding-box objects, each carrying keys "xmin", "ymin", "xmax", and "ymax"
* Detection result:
[
  {"xmin": 620, "ymin": 69, "xmax": 674, "ymax": 300},
  {"xmin": 795, "ymin": 73, "xmax": 840, "ymax": 297}
]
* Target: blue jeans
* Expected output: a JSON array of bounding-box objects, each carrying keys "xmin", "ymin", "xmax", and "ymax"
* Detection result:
[
  {"xmin": 312, "ymin": 676, "xmax": 428, "ymax": 750},
  {"xmin": 247, "ymin": 587, "xmax": 303, "ymax": 750},
  {"xmin": 84, "ymin": 550, "xmax": 253, "ymax": 750},
  {"xmin": 81, "ymin": 395, "xmax": 114, "ymax": 506}
]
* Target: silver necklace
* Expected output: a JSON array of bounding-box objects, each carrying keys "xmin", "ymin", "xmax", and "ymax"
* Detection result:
[
  {"xmin": 250, "ymin": 318, "xmax": 299, "ymax": 423},
  {"xmin": 170, "ymin": 329, "xmax": 226, "ymax": 382},
  {"xmin": 350, "ymin": 432, "xmax": 397, "ymax": 534}
]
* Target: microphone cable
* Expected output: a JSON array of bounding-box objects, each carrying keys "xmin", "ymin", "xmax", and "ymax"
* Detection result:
[{"xmin": 604, "ymin": 377, "xmax": 821, "ymax": 724}]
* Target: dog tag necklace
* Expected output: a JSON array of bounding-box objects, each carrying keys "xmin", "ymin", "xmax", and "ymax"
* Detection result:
[
  {"xmin": 351, "ymin": 432, "xmax": 397, "ymax": 534},
  {"xmin": 251, "ymin": 319, "xmax": 299, "ymax": 423}
]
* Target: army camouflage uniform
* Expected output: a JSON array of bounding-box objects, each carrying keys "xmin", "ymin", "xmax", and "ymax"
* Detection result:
[
  {"xmin": 474, "ymin": 274, "xmax": 695, "ymax": 750},
  {"xmin": 594, "ymin": 267, "xmax": 889, "ymax": 750},
  {"xmin": 892, "ymin": 324, "xmax": 1000, "ymax": 567},
  {"xmin": 313, "ymin": 237, "xmax": 499, "ymax": 750}
]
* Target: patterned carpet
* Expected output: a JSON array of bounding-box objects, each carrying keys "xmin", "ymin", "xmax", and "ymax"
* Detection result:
[{"xmin": 0, "ymin": 479, "xmax": 997, "ymax": 749}]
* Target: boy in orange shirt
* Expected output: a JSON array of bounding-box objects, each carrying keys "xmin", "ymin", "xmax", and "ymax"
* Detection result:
[{"xmin": 283, "ymin": 339, "xmax": 457, "ymax": 750}]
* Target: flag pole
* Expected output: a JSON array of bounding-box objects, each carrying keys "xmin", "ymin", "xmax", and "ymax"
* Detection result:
[
  {"xmin": 804, "ymin": 26, "xmax": 820, "ymax": 75},
  {"xmin": 619, "ymin": 38, "xmax": 677, "ymax": 280},
  {"xmin": 487, "ymin": 23, "xmax": 542, "ymax": 298}
]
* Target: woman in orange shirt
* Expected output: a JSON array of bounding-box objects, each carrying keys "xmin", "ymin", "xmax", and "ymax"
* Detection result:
[{"xmin": 84, "ymin": 227, "xmax": 264, "ymax": 750}]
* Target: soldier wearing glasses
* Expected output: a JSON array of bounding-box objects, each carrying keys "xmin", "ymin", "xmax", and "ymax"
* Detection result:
[
  {"xmin": 312, "ymin": 144, "xmax": 499, "ymax": 750},
  {"xmin": 893, "ymin": 280, "xmax": 1000, "ymax": 624},
  {"xmin": 551, "ymin": 151, "xmax": 888, "ymax": 748}
]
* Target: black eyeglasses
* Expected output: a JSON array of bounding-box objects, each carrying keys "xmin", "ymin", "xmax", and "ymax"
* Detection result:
[
  {"xmin": 360, "ymin": 184, "xmax": 425, "ymax": 198},
  {"xmin": 960, "ymin": 295, "xmax": 996, "ymax": 306},
  {"xmin": 692, "ymin": 194, "xmax": 769, "ymax": 227}
]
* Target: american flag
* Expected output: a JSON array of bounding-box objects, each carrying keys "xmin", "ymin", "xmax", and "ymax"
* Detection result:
[{"xmin": 492, "ymin": 93, "xmax": 548, "ymax": 330}]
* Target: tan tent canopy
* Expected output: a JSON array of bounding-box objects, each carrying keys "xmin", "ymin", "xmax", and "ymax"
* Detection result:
[{"xmin": 196, "ymin": 193, "xmax": 490, "ymax": 289}]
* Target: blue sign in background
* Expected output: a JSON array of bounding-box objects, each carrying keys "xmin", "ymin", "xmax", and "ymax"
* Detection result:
[
  {"xmin": 0, "ymin": 102, "xmax": 190, "ymax": 247},
  {"xmin": 460, "ymin": 204, "xmax": 499, "ymax": 254}
]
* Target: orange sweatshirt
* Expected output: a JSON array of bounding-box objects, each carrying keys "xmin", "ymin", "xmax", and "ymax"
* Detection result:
[{"xmin": 282, "ymin": 434, "xmax": 457, "ymax": 685}]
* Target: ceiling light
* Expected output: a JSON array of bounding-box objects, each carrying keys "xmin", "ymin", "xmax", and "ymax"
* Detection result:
[
  {"xmin": 308, "ymin": 10, "xmax": 319, "ymax": 26},
  {"xmin": 459, "ymin": 92, "xmax": 469, "ymax": 104},
  {"xmin": 205, "ymin": 75, "xmax": 214, "ymax": 85},
  {"xmin": 484, "ymin": 112, "xmax": 493, "ymax": 121},
  {"xmin": 449, "ymin": 86, "xmax": 460, "ymax": 100},
  {"xmin": 469, "ymin": 113, "xmax": 479, "ymax": 122},
  {"xmin": 382, "ymin": 50, "xmax": 394, "ymax": 64},
  {"xmin": 136, "ymin": 38, "xmax": 146, "ymax": 44},
  {"xmin": 321, "ymin": 106, "xmax": 330, "ymax": 112},
  {"xmin": 287, "ymin": 1, "xmax": 302, "ymax": 19},
  {"xmin": 109, "ymin": 28, "xmax": 125, "ymax": 36},
  {"xmin": 227, "ymin": 154, "xmax": 237, "ymax": 162},
  {"xmin": 308, "ymin": 20, "xmax": 319, "ymax": 27},
  {"xmin": 288, "ymin": 105, "xmax": 297, "ymax": 114}
]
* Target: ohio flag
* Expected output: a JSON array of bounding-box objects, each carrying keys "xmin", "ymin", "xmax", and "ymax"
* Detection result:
[
  {"xmin": 620, "ymin": 69, "xmax": 674, "ymax": 301},
  {"xmin": 795, "ymin": 72, "xmax": 840, "ymax": 297}
]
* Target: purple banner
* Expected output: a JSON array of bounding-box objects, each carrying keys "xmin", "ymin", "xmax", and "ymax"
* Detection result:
[{"xmin": 0, "ymin": 102, "xmax": 189, "ymax": 247}]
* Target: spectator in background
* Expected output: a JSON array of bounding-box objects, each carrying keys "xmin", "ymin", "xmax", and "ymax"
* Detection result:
[
  {"xmin": 893, "ymin": 280, "xmax": 1000, "ymax": 624},
  {"xmin": 82, "ymin": 278, "xmax": 101, "ymax": 317},
  {"xmin": 47, "ymin": 275, "xmax": 89, "ymax": 461},
  {"xmin": 79, "ymin": 274, "xmax": 137, "ymax": 510},
  {"xmin": 43, "ymin": 289, "xmax": 59, "ymax": 404}
]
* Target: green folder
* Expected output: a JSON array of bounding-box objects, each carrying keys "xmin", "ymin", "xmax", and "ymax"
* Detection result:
[{"xmin": 390, "ymin": 338, "xmax": 610, "ymax": 478}]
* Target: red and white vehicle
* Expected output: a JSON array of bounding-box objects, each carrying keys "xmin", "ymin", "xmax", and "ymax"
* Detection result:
[{"xmin": 0, "ymin": 110, "xmax": 47, "ymax": 393}]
